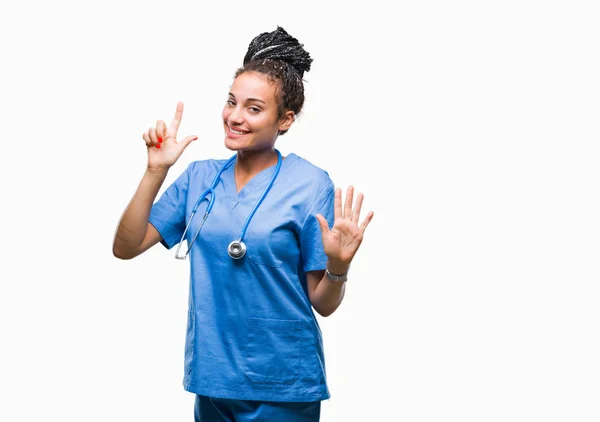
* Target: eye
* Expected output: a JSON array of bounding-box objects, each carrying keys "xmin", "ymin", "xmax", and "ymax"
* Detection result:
[
  {"xmin": 226, "ymin": 99, "xmax": 235, "ymax": 106},
  {"xmin": 249, "ymin": 107, "xmax": 261, "ymax": 113}
]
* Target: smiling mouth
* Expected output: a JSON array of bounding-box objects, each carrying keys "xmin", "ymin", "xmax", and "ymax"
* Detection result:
[{"xmin": 228, "ymin": 125, "xmax": 249, "ymax": 136}]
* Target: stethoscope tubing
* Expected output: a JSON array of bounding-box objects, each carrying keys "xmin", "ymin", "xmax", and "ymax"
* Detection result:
[{"xmin": 175, "ymin": 150, "xmax": 282, "ymax": 260}]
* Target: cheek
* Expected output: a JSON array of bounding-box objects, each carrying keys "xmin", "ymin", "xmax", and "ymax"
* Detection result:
[
  {"xmin": 255, "ymin": 115, "xmax": 280, "ymax": 132},
  {"xmin": 222, "ymin": 107, "xmax": 229, "ymax": 121}
]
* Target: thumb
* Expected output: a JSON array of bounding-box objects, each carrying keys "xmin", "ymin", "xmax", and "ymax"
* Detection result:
[
  {"xmin": 315, "ymin": 214, "xmax": 330, "ymax": 237},
  {"xmin": 179, "ymin": 135, "xmax": 198, "ymax": 149}
]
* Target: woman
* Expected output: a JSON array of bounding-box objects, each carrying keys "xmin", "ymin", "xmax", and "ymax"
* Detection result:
[{"xmin": 113, "ymin": 26, "xmax": 373, "ymax": 421}]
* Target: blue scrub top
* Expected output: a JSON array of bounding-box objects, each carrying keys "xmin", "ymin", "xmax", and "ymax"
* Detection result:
[{"xmin": 149, "ymin": 152, "xmax": 335, "ymax": 402}]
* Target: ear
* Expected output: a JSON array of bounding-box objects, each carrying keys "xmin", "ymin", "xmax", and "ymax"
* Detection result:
[{"xmin": 278, "ymin": 111, "xmax": 296, "ymax": 132}]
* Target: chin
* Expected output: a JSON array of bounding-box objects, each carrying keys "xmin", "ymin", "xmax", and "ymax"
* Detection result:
[{"xmin": 224, "ymin": 137, "xmax": 244, "ymax": 151}]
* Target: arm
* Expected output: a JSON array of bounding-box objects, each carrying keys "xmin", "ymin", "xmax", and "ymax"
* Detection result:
[
  {"xmin": 306, "ymin": 266, "xmax": 346, "ymax": 318},
  {"xmin": 112, "ymin": 168, "xmax": 168, "ymax": 260},
  {"xmin": 309, "ymin": 186, "xmax": 374, "ymax": 317},
  {"xmin": 112, "ymin": 101, "xmax": 197, "ymax": 260}
]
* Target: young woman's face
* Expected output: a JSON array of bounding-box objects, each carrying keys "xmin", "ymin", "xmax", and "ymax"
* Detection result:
[{"xmin": 222, "ymin": 71, "xmax": 293, "ymax": 152}]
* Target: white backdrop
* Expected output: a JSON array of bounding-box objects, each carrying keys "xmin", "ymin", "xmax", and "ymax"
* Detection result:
[{"xmin": 1, "ymin": 0, "xmax": 599, "ymax": 421}]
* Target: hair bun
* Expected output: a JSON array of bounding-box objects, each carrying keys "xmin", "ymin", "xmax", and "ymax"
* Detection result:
[{"xmin": 243, "ymin": 26, "xmax": 313, "ymax": 77}]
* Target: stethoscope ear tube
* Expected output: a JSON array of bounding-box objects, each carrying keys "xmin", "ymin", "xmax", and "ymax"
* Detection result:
[{"xmin": 175, "ymin": 209, "xmax": 197, "ymax": 260}]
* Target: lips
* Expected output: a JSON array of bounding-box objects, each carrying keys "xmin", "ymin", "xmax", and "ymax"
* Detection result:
[{"xmin": 227, "ymin": 124, "xmax": 250, "ymax": 138}]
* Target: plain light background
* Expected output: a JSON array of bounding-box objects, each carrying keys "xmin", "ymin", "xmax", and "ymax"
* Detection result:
[{"xmin": 1, "ymin": 0, "xmax": 599, "ymax": 421}]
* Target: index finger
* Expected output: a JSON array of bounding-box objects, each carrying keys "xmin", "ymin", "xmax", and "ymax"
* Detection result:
[{"xmin": 171, "ymin": 101, "xmax": 184, "ymax": 130}]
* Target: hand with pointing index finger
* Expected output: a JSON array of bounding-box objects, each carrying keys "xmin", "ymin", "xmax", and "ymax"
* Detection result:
[
  {"xmin": 142, "ymin": 101, "xmax": 198, "ymax": 171},
  {"xmin": 316, "ymin": 186, "xmax": 374, "ymax": 271}
]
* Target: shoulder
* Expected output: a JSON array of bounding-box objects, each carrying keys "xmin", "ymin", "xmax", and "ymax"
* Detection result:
[{"xmin": 284, "ymin": 153, "xmax": 333, "ymax": 193}]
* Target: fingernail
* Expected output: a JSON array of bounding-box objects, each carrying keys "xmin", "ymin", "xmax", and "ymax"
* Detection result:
[
  {"xmin": 156, "ymin": 144, "xmax": 161, "ymax": 149},
  {"xmin": 193, "ymin": 136, "xmax": 198, "ymax": 140},
  {"xmin": 158, "ymin": 137, "xmax": 162, "ymax": 143}
]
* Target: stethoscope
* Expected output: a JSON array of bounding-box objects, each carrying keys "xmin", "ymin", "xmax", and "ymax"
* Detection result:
[{"xmin": 175, "ymin": 150, "xmax": 282, "ymax": 260}]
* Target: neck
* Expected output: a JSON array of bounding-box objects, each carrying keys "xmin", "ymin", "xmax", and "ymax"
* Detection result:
[{"xmin": 235, "ymin": 148, "xmax": 280, "ymax": 177}]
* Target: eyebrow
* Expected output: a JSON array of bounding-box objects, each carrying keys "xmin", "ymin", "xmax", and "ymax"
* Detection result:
[{"xmin": 228, "ymin": 93, "xmax": 266, "ymax": 104}]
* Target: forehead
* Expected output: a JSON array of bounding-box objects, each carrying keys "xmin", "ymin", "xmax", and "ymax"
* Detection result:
[{"xmin": 230, "ymin": 72, "xmax": 278, "ymax": 103}]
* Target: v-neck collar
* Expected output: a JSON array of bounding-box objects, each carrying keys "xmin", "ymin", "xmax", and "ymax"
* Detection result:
[{"xmin": 221, "ymin": 153, "xmax": 298, "ymax": 206}]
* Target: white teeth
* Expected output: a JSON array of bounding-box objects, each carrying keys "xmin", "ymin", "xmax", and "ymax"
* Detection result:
[{"xmin": 229, "ymin": 127, "xmax": 247, "ymax": 135}]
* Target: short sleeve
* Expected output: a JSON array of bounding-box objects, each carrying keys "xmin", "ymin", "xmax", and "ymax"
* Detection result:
[
  {"xmin": 148, "ymin": 163, "xmax": 191, "ymax": 249},
  {"xmin": 300, "ymin": 181, "xmax": 335, "ymax": 272}
]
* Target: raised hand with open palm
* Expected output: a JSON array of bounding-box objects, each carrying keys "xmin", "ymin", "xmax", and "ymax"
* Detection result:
[{"xmin": 316, "ymin": 186, "xmax": 374, "ymax": 272}]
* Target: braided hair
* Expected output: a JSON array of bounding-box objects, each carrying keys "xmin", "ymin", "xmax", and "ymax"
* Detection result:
[{"xmin": 235, "ymin": 26, "xmax": 313, "ymax": 135}]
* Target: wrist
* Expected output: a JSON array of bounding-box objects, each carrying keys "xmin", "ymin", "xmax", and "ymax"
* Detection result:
[
  {"xmin": 146, "ymin": 165, "xmax": 170, "ymax": 176},
  {"xmin": 325, "ymin": 259, "xmax": 350, "ymax": 283},
  {"xmin": 325, "ymin": 268, "xmax": 348, "ymax": 283},
  {"xmin": 326, "ymin": 259, "xmax": 350, "ymax": 275}
]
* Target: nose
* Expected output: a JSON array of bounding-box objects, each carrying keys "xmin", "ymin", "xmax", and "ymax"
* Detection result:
[{"xmin": 227, "ymin": 106, "xmax": 244, "ymax": 125}]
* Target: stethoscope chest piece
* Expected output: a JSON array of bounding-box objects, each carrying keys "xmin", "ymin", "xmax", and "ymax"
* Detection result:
[{"xmin": 228, "ymin": 240, "xmax": 247, "ymax": 259}]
